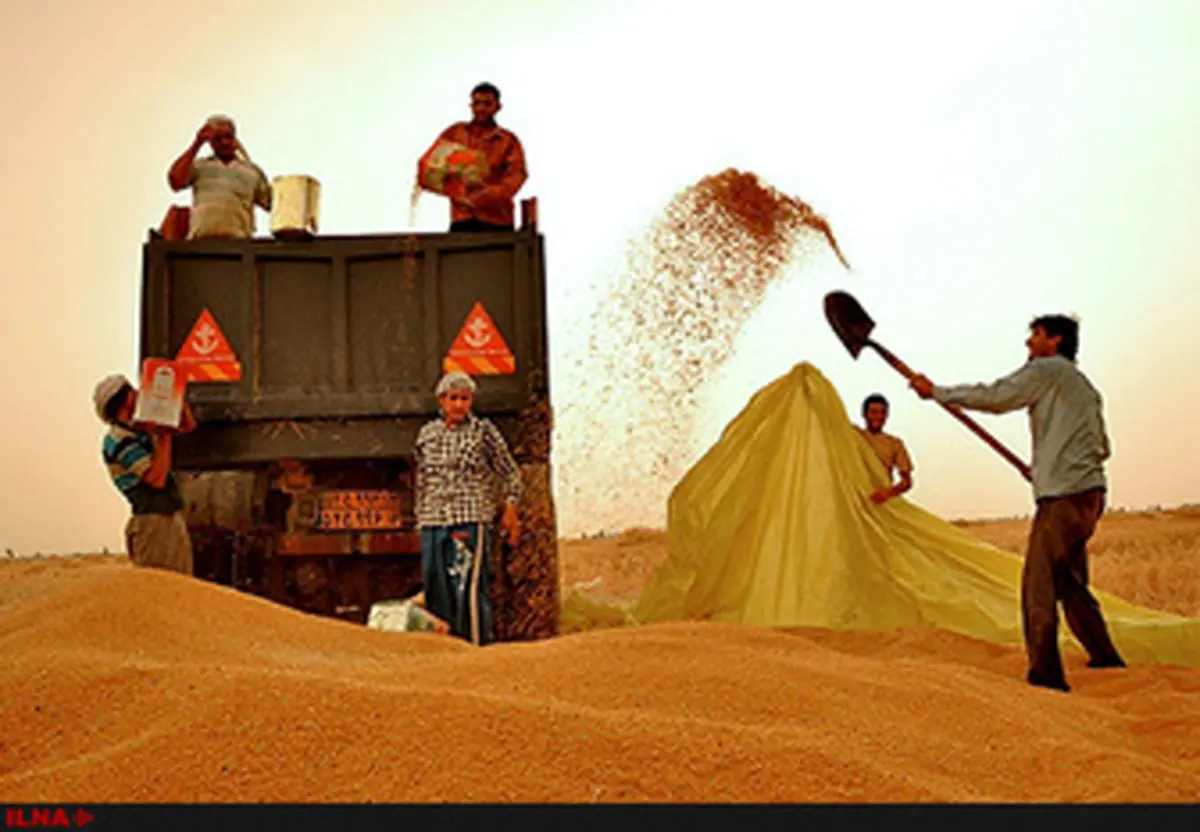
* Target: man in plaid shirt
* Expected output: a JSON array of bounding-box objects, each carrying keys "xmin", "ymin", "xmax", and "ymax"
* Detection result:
[{"xmin": 413, "ymin": 371, "xmax": 521, "ymax": 645}]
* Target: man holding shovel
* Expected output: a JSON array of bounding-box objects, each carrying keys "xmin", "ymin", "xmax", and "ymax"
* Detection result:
[{"xmin": 909, "ymin": 315, "xmax": 1126, "ymax": 692}]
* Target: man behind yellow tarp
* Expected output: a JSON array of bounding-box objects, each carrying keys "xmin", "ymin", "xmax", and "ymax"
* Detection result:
[
  {"xmin": 855, "ymin": 394, "xmax": 913, "ymax": 506},
  {"xmin": 563, "ymin": 363, "xmax": 1200, "ymax": 673}
]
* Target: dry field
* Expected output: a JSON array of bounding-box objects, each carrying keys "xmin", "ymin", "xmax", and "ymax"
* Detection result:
[
  {"xmin": 560, "ymin": 505, "xmax": 1200, "ymax": 619},
  {"xmin": 0, "ymin": 505, "xmax": 1197, "ymax": 803}
]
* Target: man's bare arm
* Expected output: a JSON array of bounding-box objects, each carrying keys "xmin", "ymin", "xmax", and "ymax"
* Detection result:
[
  {"xmin": 176, "ymin": 402, "xmax": 198, "ymax": 435},
  {"xmin": 168, "ymin": 125, "xmax": 214, "ymax": 191},
  {"xmin": 253, "ymin": 167, "xmax": 273, "ymax": 211}
]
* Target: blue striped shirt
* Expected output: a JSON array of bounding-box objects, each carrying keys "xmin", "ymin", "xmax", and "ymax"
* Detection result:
[{"xmin": 102, "ymin": 426, "xmax": 183, "ymax": 515}]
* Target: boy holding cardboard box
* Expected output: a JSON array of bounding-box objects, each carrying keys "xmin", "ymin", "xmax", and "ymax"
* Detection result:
[{"xmin": 93, "ymin": 362, "xmax": 197, "ymax": 576}]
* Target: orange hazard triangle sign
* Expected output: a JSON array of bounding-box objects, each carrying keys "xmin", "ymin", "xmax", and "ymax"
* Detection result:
[
  {"xmin": 175, "ymin": 308, "xmax": 243, "ymax": 383},
  {"xmin": 443, "ymin": 302, "xmax": 516, "ymax": 376}
]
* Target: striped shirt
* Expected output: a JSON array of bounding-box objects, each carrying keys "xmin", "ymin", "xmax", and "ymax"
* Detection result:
[
  {"xmin": 933, "ymin": 354, "xmax": 1110, "ymax": 500},
  {"xmin": 413, "ymin": 413, "xmax": 522, "ymax": 528},
  {"xmin": 187, "ymin": 155, "xmax": 272, "ymax": 240},
  {"xmin": 103, "ymin": 426, "xmax": 184, "ymax": 515}
]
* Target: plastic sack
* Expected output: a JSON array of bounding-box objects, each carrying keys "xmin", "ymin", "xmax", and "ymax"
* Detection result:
[
  {"xmin": 418, "ymin": 140, "xmax": 489, "ymax": 198},
  {"xmin": 158, "ymin": 205, "xmax": 191, "ymax": 241},
  {"xmin": 367, "ymin": 599, "xmax": 452, "ymax": 635}
]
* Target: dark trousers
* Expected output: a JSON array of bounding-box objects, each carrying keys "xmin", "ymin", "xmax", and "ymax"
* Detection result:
[
  {"xmin": 420, "ymin": 522, "xmax": 494, "ymax": 646},
  {"xmin": 1023, "ymin": 487, "xmax": 1124, "ymax": 687},
  {"xmin": 450, "ymin": 219, "xmax": 513, "ymax": 233}
]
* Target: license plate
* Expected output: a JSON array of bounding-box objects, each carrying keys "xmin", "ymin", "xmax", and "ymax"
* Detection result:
[{"xmin": 316, "ymin": 491, "xmax": 404, "ymax": 531}]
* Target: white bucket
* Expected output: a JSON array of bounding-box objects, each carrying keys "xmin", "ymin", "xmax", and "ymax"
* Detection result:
[{"xmin": 270, "ymin": 175, "xmax": 321, "ymax": 240}]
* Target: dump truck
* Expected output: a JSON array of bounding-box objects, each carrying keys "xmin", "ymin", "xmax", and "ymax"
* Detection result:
[{"xmin": 138, "ymin": 214, "xmax": 559, "ymax": 641}]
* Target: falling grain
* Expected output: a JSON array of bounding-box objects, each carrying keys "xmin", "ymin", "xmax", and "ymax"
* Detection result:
[{"xmin": 556, "ymin": 169, "xmax": 849, "ymax": 536}]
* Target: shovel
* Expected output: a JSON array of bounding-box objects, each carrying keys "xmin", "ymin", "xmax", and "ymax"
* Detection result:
[{"xmin": 824, "ymin": 291, "xmax": 1032, "ymax": 482}]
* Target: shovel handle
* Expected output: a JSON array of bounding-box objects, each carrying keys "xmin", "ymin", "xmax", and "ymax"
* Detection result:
[{"xmin": 866, "ymin": 340, "xmax": 1033, "ymax": 483}]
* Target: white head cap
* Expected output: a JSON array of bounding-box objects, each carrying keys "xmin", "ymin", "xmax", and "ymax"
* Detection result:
[
  {"xmin": 205, "ymin": 113, "xmax": 236, "ymax": 132},
  {"xmin": 435, "ymin": 371, "xmax": 477, "ymax": 398},
  {"xmin": 93, "ymin": 374, "xmax": 132, "ymax": 423}
]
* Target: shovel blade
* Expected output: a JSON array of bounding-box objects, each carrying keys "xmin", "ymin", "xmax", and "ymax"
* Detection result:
[{"xmin": 823, "ymin": 291, "xmax": 876, "ymax": 359}]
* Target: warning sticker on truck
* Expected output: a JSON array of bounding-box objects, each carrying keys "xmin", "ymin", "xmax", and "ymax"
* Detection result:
[
  {"xmin": 443, "ymin": 302, "xmax": 516, "ymax": 375},
  {"xmin": 175, "ymin": 308, "xmax": 243, "ymax": 383}
]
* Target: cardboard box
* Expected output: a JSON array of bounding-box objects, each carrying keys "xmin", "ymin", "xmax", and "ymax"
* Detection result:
[{"xmin": 133, "ymin": 358, "xmax": 186, "ymax": 429}]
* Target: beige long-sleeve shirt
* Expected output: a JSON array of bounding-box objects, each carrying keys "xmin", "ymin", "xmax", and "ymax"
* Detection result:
[{"xmin": 933, "ymin": 354, "xmax": 1110, "ymax": 500}]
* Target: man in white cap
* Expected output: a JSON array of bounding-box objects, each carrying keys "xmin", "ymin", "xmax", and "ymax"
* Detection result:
[
  {"xmin": 412, "ymin": 371, "xmax": 521, "ymax": 645},
  {"xmin": 93, "ymin": 374, "xmax": 198, "ymax": 575},
  {"xmin": 167, "ymin": 114, "xmax": 272, "ymax": 240}
]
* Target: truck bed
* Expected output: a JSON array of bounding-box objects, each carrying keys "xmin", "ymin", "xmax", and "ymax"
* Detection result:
[{"xmin": 139, "ymin": 229, "xmax": 549, "ymax": 469}]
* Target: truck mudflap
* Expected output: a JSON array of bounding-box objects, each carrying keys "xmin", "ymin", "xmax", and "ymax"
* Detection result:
[{"xmin": 490, "ymin": 371, "xmax": 560, "ymax": 642}]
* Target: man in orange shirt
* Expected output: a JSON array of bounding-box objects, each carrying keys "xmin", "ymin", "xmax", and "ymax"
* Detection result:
[
  {"xmin": 855, "ymin": 393, "xmax": 915, "ymax": 505},
  {"xmin": 424, "ymin": 83, "xmax": 528, "ymax": 232}
]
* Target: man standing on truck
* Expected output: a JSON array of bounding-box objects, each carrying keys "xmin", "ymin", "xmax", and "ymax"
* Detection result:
[
  {"xmin": 909, "ymin": 314, "xmax": 1126, "ymax": 692},
  {"xmin": 93, "ymin": 374, "xmax": 198, "ymax": 576},
  {"xmin": 167, "ymin": 114, "xmax": 272, "ymax": 240},
  {"xmin": 421, "ymin": 83, "xmax": 528, "ymax": 232},
  {"xmin": 412, "ymin": 371, "xmax": 522, "ymax": 645},
  {"xmin": 855, "ymin": 393, "xmax": 914, "ymax": 505}
]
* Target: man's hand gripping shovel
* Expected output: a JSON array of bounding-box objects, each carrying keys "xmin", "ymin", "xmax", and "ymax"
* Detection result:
[{"xmin": 823, "ymin": 291, "xmax": 1031, "ymax": 482}]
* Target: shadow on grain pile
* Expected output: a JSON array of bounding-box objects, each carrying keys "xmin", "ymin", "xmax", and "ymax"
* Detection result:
[{"xmin": 0, "ymin": 560, "xmax": 1197, "ymax": 803}]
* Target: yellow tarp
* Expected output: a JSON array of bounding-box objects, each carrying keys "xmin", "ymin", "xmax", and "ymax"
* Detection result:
[{"xmin": 564, "ymin": 362, "xmax": 1200, "ymax": 667}]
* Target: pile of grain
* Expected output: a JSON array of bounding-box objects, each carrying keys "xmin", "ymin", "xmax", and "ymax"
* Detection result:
[
  {"xmin": 0, "ymin": 559, "xmax": 1196, "ymax": 803},
  {"xmin": 556, "ymin": 170, "xmax": 849, "ymax": 536}
]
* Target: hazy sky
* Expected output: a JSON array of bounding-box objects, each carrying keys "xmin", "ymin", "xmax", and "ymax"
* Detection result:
[{"xmin": 2, "ymin": 0, "xmax": 1198, "ymax": 553}]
